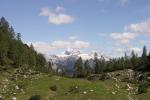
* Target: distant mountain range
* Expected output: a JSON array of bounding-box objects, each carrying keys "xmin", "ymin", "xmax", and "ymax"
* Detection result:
[{"xmin": 45, "ymin": 49, "xmax": 110, "ymax": 74}]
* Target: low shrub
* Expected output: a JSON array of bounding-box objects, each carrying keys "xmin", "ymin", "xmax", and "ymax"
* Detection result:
[
  {"xmin": 99, "ymin": 73, "xmax": 107, "ymax": 81},
  {"xmin": 138, "ymin": 83, "xmax": 148, "ymax": 94},
  {"xmin": 116, "ymin": 73, "xmax": 120, "ymax": 76},
  {"xmin": 87, "ymin": 76, "xmax": 94, "ymax": 80},
  {"xmin": 68, "ymin": 85, "xmax": 80, "ymax": 93},
  {"xmin": 49, "ymin": 85, "xmax": 57, "ymax": 91},
  {"xmin": 29, "ymin": 95, "xmax": 41, "ymax": 100}
]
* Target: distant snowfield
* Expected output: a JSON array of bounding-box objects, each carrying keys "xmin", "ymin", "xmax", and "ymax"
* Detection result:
[{"xmin": 44, "ymin": 49, "xmax": 110, "ymax": 73}]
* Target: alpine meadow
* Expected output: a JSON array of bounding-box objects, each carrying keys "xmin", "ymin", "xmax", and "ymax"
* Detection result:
[{"xmin": 0, "ymin": 0, "xmax": 150, "ymax": 100}]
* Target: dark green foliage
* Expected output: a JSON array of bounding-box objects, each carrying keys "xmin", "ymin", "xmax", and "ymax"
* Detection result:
[
  {"xmin": 94, "ymin": 52, "xmax": 101, "ymax": 74},
  {"xmin": 92, "ymin": 46, "xmax": 150, "ymax": 74},
  {"xmin": 68, "ymin": 85, "xmax": 80, "ymax": 93},
  {"xmin": 74, "ymin": 57, "xmax": 84, "ymax": 77},
  {"xmin": 16, "ymin": 33, "xmax": 21, "ymax": 41},
  {"xmin": 84, "ymin": 60, "xmax": 92, "ymax": 77},
  {"xmin": 94, "ymin": 58, "xmax": 100, "ymax": 74},
  {"xmin": 73, "ymin": 46, "xmax": 150, "ymax": 78},
  {"xmin": 142, "ymin": 46, "xmax": 147, "ymax": 58},
  {"xmin": 138, "ymin": 83, "xmax": 148, "ymax": 94},
  {"xmin": 49, "ymin": 85, "xmax": 57, "ymax": 91},
  {"xmin": 99, "ymin": 73, "xmax": 107, "ymax": 81},
  {"xmin": 131, "ymin": 51, "xmax": 138, "ymax": 70},
  {"xmin": 0, "ymin": 17, "xmax": 51, "ymax": 73},
  {"xmin": 29, "ymin": 95, "xmax": 41, "ymax": 100}
]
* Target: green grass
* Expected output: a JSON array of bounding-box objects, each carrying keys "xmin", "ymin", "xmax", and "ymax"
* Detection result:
[
  {"xmin": 1, "ymin": 72, "xmax": 150, "ymax": 100},
  {"xmin": 15, "ymin": 76, "xmax": 129, "ymax": 100}
]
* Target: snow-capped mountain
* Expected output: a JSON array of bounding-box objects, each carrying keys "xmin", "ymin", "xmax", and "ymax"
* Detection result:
[{"xmin": 46, "ymin": 49, "xmax": 110, "ymax": 74}]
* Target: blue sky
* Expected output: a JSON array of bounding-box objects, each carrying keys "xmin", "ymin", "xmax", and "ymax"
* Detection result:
[{"xmin": 0, "ymin": 0, "xmax": 150, "ymax": 57}]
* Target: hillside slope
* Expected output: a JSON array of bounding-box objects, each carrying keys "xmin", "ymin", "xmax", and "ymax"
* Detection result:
[{"xmin": 1, "ymin": 71, "xmax": 150, "ymax": 100}]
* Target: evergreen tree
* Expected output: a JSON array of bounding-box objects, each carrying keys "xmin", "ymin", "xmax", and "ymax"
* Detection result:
[
  {"xmin": 84, "ymin": 60, "xmax": 92, "ymax": 77},
  {"xmin": 74, "ymin": 57, "xmax": 84, "ymax": 77},
  {"xmin": 94, "ymin": 57, "xmax": 100, "ymax": 74},
  {"xmin": 9, "ymin": 26, "xmax": 15, "ymax": 39},
  {"xmin": 131, "ymin": 50, "xmax": 137, "ymax": 70},
  {"xmin": 93, "ymin": 52, "xmax": 100, "ymax": 74},
  {"xmin": 17, "ymin": 33, "xmax": 21, "ymax": 41},
  {"xmin": 142, "ymin": 46, "xmax": 147, "ymax": 58},
  {"xmin": 0, "ymin": 17, "xmax": 50, "ymax": 73},
  {"xmin": 148, "ymin": 52, "xmax": 150, "ymax": 60}
]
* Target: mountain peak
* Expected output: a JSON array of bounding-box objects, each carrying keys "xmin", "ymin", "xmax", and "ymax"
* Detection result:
[{"xmin": 64, "ymin": 49, "xmax": 81, "ymax": 56}]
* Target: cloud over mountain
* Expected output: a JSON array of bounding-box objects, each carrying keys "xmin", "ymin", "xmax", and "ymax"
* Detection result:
[{"xmin": 27, "ymin": 39, "xmax": 90, "ymax": 54}]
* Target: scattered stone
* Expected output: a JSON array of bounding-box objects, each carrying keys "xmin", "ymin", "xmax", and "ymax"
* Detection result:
[
  {"xmin": 112, "ymin": 91, "xmax": 116, "ymax": 94},
  {"xmin": 3, "ymin": 79, "xmax": 9, "ymax": 82},
  {"xmin": 21, "ymin": 89, "xmax": 25, "ymax": 93},
  {"xmin": 23, "ymin": 75, "xmax": 27, "ymax": 79},
  {"xmin": 4, "ymin": 85, "xmax": 7, "ymax": 89},
  {"xmin": 75, "ymin": 86, "xmax": 78, "ymax": 88},
  {"xmin": 115, "ymin": 84, "xmax": 120, "ymax": 89},
  {"xmin": 127, "ymin": 84, "xmax": 133, "ymax": 90},
  {"xmin": 83, "ymin": 91, "xmax": 87, "ymax": 94},
  {"xmin": 12, "ymin": 97, "xmax": 16, "ymax": 100},
  {"xmin": 13, "ymin": 93, "xmax": 16, "ymax": 95},
  {"xmin": 90, "ymin": 89, "xmax": 94, "ymax": 92},
  {"xmin": 128, "ymin": 96, "xmax": 134, "ymax": 100},
  {"xmin": 15, "ymin": 85, "xmax": 19, "ymax": 90},
  {"xmin": 55, "ymin": 78, "xmax": 59, "ymax": 81}
]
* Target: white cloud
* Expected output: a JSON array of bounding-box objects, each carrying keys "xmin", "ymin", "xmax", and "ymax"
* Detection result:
[
  {"xmin": 73, "ymin": 40, "xmax": 89, "ymax": 48},
  {"xmin": 51, "ymin": 40, "xmax": 70, "ymax": 48},
  {"xmin": 139, "ymin": 40, "xmax": 150, "ymax": 45},
  {"xmin": 27, "ymin": 41, "xmax": 53, "ymax": 54},
  {"xmin": 113, "ymin": 46, "xmax": 142, "ymax": 57},
  {"xmin": 39, "ymin": 6, "xmax": 74, "ymax": 24},
  {"xmin": 51, "ymin": 40, "xmax": 89, "ymax": 49},
  {"xmin": 27, "ymin": 39, "xmax": 90, "ymax": 54},
  {"xmin": 129, "ymin": 47, "xmax": 141, "ymax": 53},
  {"xmin": 110, "ymin": 32, "xmax": 136, "ymax": 44},
  {"xmin": 125, "ymin": 19, "xmax": 150, "ymax": 34},
  {"xmin": 115, "ymin": 48, "xmax": 124, "ymax": 52}
]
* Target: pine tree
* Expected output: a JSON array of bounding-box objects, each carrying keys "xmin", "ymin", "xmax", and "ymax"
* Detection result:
[
  {"xmin": 142, "ymin": 46, "xmax": 147, "ymax": 58},
  {"xmin": 84, "ymin": 60, "xmax": 91, "ymax": 77},
  {"xmin": 74, "ymin": 57, "xmax": 84, "ymax": 77},
  {"xmin": 0, "ymin": 17, "xmax": 10, "ymax": 66},
  {"xmin": 0, "ymin": 17, "xmax": 50, "ymax": 73},
  {"xmin": 94, "ymin": 57, "xmax": 100, "ymax": 74},
  {"xmin": 131, "ymin": 50, "xmax": 137, "ymax": 70},
  {"xmin": 9, "ymin": 26, "xmax": 15, "ymax": 39},
  {"xmin": 148, "ymin": 52, "xmax": 150, "ymax": 60},
  {"xmin": 17, "ymin": 33, "xmax": 21, "ymax": 41}
]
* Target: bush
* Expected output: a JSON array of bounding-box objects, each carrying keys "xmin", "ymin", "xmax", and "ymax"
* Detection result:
[
  {"xmin": 0, "ymin": 66, "xmax": 8, "ymax": 71},
  {"xmin": 68, "ymin": 85, "xmax": 80, "ymax": 93},
  {"xmin": 49, "ymin": 85, "xmax": 57, "ymax": 91},
  {"xmin": 138, "ymin": 83, "xmax": 148, "ymax": 94},
  {"xmin": 116, "ymin": 73, "xmax": 120, "ymax": 76},
  {"xmin": 87, "ymin": 76, "xmax": 94, "ymax": 80},
  {"xmin": 29, "ymin": 95, "xmax": 41, "ymax": 100},
  {"xmin": 99, "ymin": 73, "xmax": 108, "ymax": 81}
]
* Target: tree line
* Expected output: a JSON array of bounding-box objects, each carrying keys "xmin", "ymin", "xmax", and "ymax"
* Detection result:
[
  {"xmin": 74, "ymin": 46, "xmax": 150, "ymax": 78},
  {"xmin": 0, "ymin": 17, "xmax": 51, "ymax": 73}
]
